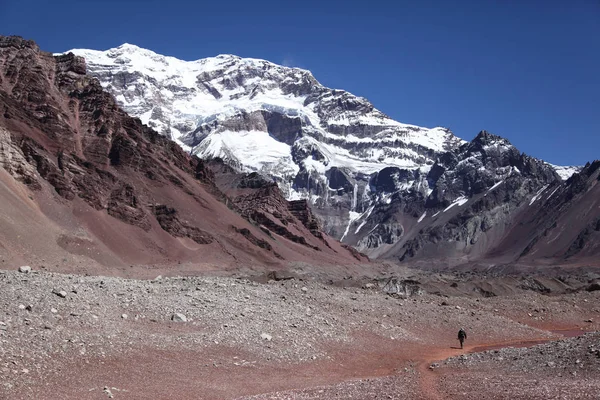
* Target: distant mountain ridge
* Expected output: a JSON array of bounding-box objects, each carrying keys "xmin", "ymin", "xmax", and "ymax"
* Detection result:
[{"xmin": 38, "ymin": 41, "xmax": 595, "ymax": 267}]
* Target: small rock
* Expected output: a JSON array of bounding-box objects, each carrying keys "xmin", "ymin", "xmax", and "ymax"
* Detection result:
[
  {"xmin": 18, "ymin": 304, "xmax": 26, "ymax": 310},
  {"xmin": 260, "ymin": 333, "xmax": 272, "ymax": 341},
  {"xmin": 121, "ymin": 314, "xmax": 128, "ymax": 319},
  {"xmin": 25, "ymin": 305, "xmax": 33, "ymax": 311},
  {"xmin": 301, "ymin": 287, "xmax": 308, "ymax": 293},
  {"xmin": 18, "ymin": 266, "xmax": 31, "ymax": 273},
  {"xmin": 103, "ymin": 386, "xmax": 114, "ymax": 398},
  {"xmin": 171, "ymin": 313, "xmax": 187, "ymax": 322},
  {"xmin": 50, "ymin": 308, "xmax": 58, "ymax": 314},
  {"xmin": 364, "ymin": 283, "xmax": 375, "ymax": 289},
  {"xmin": 53, "ymin": 289, "xmax": 68, "ymax": 298},
  {"xmin": 584, "ymin": 318, "xmax": 593, "ymax": 323},
  {"xmin": 455, "ymin": 306, "xmax": 461, "ymax": 310},
  {"xmin": 22, "ymin": 368, "xmax": 29, "ymax": 374}
]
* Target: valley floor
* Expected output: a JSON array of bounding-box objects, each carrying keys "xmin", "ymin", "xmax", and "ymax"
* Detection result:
[{"xmin": 0, "ymin": 268, "xmax": 598, "ymax": 399}]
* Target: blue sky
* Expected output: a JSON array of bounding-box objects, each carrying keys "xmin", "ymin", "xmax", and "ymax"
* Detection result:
[{"xmin": 1, "ymin": 0, "xmax": 598, "ymax": 165}]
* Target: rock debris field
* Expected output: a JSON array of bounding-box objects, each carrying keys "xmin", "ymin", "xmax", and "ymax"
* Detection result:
[{"xmin": 1, "ymin": 267, "xmax": 599, "ymax": 399}]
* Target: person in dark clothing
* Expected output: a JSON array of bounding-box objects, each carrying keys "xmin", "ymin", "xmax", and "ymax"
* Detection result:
[{"xmin": 458, "ymin": 328, "xmax": 467, "ymax": 349}]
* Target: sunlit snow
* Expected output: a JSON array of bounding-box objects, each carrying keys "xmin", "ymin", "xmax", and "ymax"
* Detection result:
[
  {"xmin": 529, "ymin": 185, "xmax": 549, "ymax": 206},
  {"xmin": 443, "ymin": 196, "xmax": 469, "ymax": 212}
]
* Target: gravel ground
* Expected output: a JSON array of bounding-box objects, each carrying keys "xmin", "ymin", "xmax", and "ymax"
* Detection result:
[
  {"xmin": 1, "ymin": 268, "xmax": 599, "ymax": 399},
  {"xmin": 237, "ymin": 375, "xmax": 421, "ymax": 400}
]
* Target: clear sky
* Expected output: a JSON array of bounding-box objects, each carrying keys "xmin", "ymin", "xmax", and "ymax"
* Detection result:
[{"xmin": 1, "ymin": 0, "xmax": 598, "ymax": 166}]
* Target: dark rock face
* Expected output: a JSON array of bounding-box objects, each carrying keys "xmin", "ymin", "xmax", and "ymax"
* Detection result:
[
  {"xmin": 232, "ymin": 226, "xmax": 282, "ymax": 259},
  {"xmin": 261, "ymin": 111, "xmax": 303, "ymax": 146},
  {"xmin": 107, "ymin": 184, "xmax": 151, "ymax": 231},
  {"xmin": 586, "ymin": 282, "xmax": 600, "ymax": 292},
  {"xmin": 346, "ymin": 131, "xmax": 567, "ymax": 266},
  {"xmin": 153, "ymin": 205, "xmax": 213, "ymax": 244},
  {"xmin": 326, "ymin": 167, "xmax": 353, "ymax": 193},
  {"xmin": 288, "ymin": 200, "xmax": 323, "ymax": 239},
  {"xmin": 0, "ymin": 36, "xmax": 364, "ymax": 268},
  {"xmin": 233, "ymin": 186, "xmax": 320, "ymax": 251}
]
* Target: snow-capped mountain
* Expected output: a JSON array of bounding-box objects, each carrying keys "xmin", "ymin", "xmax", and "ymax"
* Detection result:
[
  {"xmin": 65, "ymin": 44, "xmax": 462, "ymax": 176},
  {"xmin": 63, "ymin": 44, "xmax": 584, "ymax": 263}
]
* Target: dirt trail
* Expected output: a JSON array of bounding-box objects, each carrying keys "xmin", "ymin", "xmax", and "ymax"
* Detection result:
[
  {"xmin": 414, "ymin": 330, "xmax": 585, "ymax": 400},
  {"xmin": 39, "ymin": 327, "xmax": 585, "ymax": 399},
  {"xmin": 417, "ymin": 349, "xmax": 458, "ymax": 400}
]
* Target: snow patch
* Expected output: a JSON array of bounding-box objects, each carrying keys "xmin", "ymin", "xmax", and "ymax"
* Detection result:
[
  {"xmin": 487, "ymin": 180, "xmax": 504, "ymax": 193},
  {"xmin": 529, "ymin": 185, "xmax": 550, "ymax": 206},
  {"xmin": 443, "ymin": 196, "xmax": 469, "ymax": 212},
  {"xmin": 546, "ymin": 163, "xmax": 582, "ymax": 181},
  {"xmin": 341, "ymin": 211, "xmax": 362, "ymax": 242},
  {"xmin": 195, "ymin": 130, "xmax": 298, "ymax": 176}
]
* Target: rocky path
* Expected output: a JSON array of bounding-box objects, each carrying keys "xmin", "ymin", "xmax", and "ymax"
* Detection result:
[
  {"xmin": 417, "ymin": 348, "xmax": 461, "ymax": 400},
  {"xmin": 417, "ymin": 336, "xmax": 566, "ymax": 400}
]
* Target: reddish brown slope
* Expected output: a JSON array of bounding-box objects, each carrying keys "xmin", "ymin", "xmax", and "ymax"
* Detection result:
[{"xmin": 0, "ymin": 36, "xmax": 363, "ymax": 275}]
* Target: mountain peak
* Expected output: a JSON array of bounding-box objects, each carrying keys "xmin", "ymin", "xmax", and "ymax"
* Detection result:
[
  {"xmin": 471, "ymin": 130, "xmax": 515, "ymax": 150},
  {"xmin": 115, "ymin": 42, "xmax": 141, "ymax": 50},
  {"xmin": 65, "ymin": 43, "xmax": 460, "ymax": 161}
]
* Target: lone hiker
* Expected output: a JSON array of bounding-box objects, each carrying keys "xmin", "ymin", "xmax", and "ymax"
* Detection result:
[{"xmin": 458, "ymin": 328, "xmax": 467, "ymax": 349}]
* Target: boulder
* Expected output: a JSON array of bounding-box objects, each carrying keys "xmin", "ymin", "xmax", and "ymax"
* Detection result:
[{"xmin": 171, "ymin": 313, "xmax": 187, "ymax": 322}]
